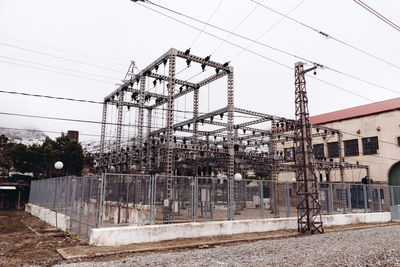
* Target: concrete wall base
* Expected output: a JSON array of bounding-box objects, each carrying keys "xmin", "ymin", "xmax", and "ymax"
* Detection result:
[
  {"xmin": 25, "ymin": 203, "xmax": 70, "ymax": 231},
  {"xmin": 390, "ymin": 205, "xmax": 400, "ymax": 220},
  {"xmin": 90, "ymin": 212, "xmax": 391, "ymax": 246}
]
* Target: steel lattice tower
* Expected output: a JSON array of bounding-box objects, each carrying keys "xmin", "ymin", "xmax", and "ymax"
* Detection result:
[{"xmin": 294, "ymin": 62, "xmax": 324, "ymax": 234}]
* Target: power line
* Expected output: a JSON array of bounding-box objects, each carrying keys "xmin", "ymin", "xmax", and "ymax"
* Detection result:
[
  {"xmin": 136, "ymin": 2, "xmax": 293, "ymax": 70},
  {"xmin": 0, "ymin": 55, "xmax": 121, "ymax": 81},
  {"xmin": 309, "ymin": 75, "xmax": 395, "ymax": 104},
  {"xmin": 230, "ymin": 0, "xmax": 307, "ymax": 62},
  {"xmin": 190, "ymin": 0, "xmax": 224, "ymax": 49},
  {"xmin": 0, "ymin": 31, "xmax": 396, "ymax": 129},
  {"xmin": 136, "ymin": 1, "xmax": 400, "ymax": 99},
  {"xmin": 3, "ymin": 125, "xmax": 397, "ymax": 163},
  {"xmin": 0, "ymin": 35, "xmax": 127, "ymax": 68},
  {"xmin": 139, "ymin": 1, "xmax": 400, "ymax": 96},
  {"xmin": 0, "ymin": 42, "xmax": 124, "ymax": 73},
  {"xmin": 0, "ymin": 89, "xmax": 103, "ymax": 104},
  {"xmin": 1, "ymin": 88, "xmax": 399, "ymax": 148},
  {"xmin": 211, "ymin": 0, "xmax": 263, "ymax": 55},
  {"xmin": 0, "ymin": 110, "xmax": 261, "ymax": 132},
  {"xmin": 325, "ymin": 66, "xmax": 400, "ymax": 96},
  {"xmin": 1, "ymin": 112, "xmax": 397, "ymax": 149},
  {"xmin": 353, "ymin": 0, "xmax": 400, "ymax": 32},
  {"xmin": 1, "ymin": 124, "xmax": 397, "ymax": 162},
  {"xmin": 0, "ymin": 59, "xmax": 116, "ymax": 85},
  {"xmin": 0, "ymin": 111, "xmax": 143, "ymax": 128},
  {"xmin": 145, "ymin": 1, "xmax": 313, "ymax": 64},
  {"xmin": 248, "ymin": 0, "xmax": 400, "ymax": 71},
  {"xmin": 0, "ymin": 89, "xmax": 261, "ymax": 119}
]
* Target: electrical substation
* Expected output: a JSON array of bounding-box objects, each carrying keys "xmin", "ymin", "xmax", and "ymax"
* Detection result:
[{"xmin": 96, "ymin": 48, "xmax": 371, "ymax": 233}]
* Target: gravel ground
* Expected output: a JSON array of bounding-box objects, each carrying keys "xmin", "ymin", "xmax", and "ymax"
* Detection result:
[{"xmin": 55, "ymin": 225, "xmax": 400, "ymax": 267}]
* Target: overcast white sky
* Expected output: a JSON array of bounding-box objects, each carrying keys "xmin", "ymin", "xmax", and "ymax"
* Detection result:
[{"xmin": 0, "ymin": 0, "xmax": 399, "ymax": 144}]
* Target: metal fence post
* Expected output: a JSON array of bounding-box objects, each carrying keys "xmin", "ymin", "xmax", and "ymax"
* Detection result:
[
  {"xmin": 193, "ymin": 176, "xmax": 198, "ymax": 221},
  {"xmin": 390, "ymin": 186, "xmax": 395, "ymax": 206},
  {"xmin": 328, "ymin": 183, "xmax": 333, "ymax": 214},
  {"xmin": 54, "ymin": 178, "xmax": 58, "ymax": 229},
  {"xmin": 125, "ymin": 175, "xmax": 129, "ymax": 224},
  {"xmin": 86, "ymin": 178, "xmax": 93, "ymax": 237},
  {"xmin": 78, "ymin": 179, "xmax": 84, "ymax": 236},
  {"xmin": 347, "ymin": 184, "xmax": 352, "ymax": 213},
  {"xmin": 259, "ymin": 180, "xmax": 264, "ymax": 218},
  {"xmin": 69, "ymin": 178, "xmax": 76, "ymax": 230},
  {"xmin": 377, "ymin": 185, "xmax": 382, "ymax": 212},
  {"xmin": 285, "ymin": 182, "xmax": 290, "ymax": 217},
  {"xmin": 363, "ymin": 184, "xmax": 368, "ymax": 213},
  {"xmin": 149, "ymin": 174, "xmax": 155, "ymax": 224},
  {"xmin": 228, "ymin": 179, "xmax": 234, "ymax": 220},
  {"xmin": 272, "ymin": 181, "xmax": 278, "ymax": 218},
  {"xmin": 97, "ymin": 173, "xmax": 105, "ymax": 227},
  {"xmin": 65, "ymin": 177, "xmax": 71, "ymax": 216}
]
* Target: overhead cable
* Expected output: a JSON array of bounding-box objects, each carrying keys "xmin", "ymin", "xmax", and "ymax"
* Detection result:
[
  {"xmin": 0, "ymin": 59, "xmax": 116, "ymax": 85},
  {"xmin": 0, "ymin": 55, "xmax": 121, "ymax": 81},
  {"xmin": 0, "ymin": 34, "xmax": 126, "ymax": 68},
  {"xmin": 249, "ymin": 0, "xmax": 400, "ymax": 71},
  {"xmin": 139, "ymin": 1, "xmax": 400, "ymax": 96},
  {"xmin": 136, "ymin": 2, "xmax": 400, "ymax": 97},
  {"xmin": 0, "ymin": 42, "xmax": 124, "ymax": 73},
  {"xmin": 353, "ymin": 0, "xmax": 400, "ymax": 32},
  {"xmin": 190, "ymin": 0, "xmax": 224, "ymax": 49},
  {"xmin": 0, "ymin": 89, "xmax": 260, "ymax": 119}
]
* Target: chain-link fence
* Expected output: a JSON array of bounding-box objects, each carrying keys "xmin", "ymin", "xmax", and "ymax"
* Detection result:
[
  {"xmin": 29, "ymin": 174, "xmax": 400, "ymax": 238},
  {"xmin": 29, "ymin": 176, "xmax": 101, "ymax": 238}
]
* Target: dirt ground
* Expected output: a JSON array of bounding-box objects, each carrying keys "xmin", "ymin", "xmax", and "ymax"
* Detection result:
[
  {"xmin": 0, "ymin": 209, "xmax": 298, "ymax": 266},
  {"xmin": 1, "ymin": 210, "xmax": 398, "ymax": 267},
  {"xmin": 0, "ymin": 210, "xmax": 86, "ymax": 267}
]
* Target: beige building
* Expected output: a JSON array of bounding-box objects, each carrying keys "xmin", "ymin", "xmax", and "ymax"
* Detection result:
[{"xmin": 278, "ymin": 97, "xmax": 400, "ymax": 185}]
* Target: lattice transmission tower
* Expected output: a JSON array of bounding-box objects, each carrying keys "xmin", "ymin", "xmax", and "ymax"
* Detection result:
[{"xmin": 294, "ymin": 62, "xmax": 324, "ymax": 234}]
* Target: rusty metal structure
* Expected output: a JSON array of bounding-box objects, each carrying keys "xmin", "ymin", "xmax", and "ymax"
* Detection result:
[
  {"xmin": 294, "ymin": 62, "xmax": 323, "ymax": 233},
  {"xmin": 96, "ymin": 48, "xmax": 370, "ymax": 231}
]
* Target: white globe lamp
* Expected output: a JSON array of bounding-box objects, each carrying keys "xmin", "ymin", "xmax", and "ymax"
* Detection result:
[
  {"xmin": 54, "ymin": 161, "xmax": 63, "ymax": 170},
  {"xmin": 234, "ymin": 173, "xmax": 242, "ymax": 180},
  {"xmin": 216, "ymin": 173, "xmax": 224, "ymax": 184}
]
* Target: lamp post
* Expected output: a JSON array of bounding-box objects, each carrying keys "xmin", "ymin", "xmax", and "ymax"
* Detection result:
[
  {"xmin": 53, "ymin": 161, "xmax": 63, "ymax": 229},
  {"xmin": 54, "ymin": 161, "xmax": 63, "ymax": 171},
  {"xmin": 234, "ymin": 173, "xmax": 242, "ymax": 181}
]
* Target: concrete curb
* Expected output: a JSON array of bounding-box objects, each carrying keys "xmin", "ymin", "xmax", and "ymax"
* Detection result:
[
  {"xmin": 25, "ymin": 203, "xmax": 70, "ymax": 231},
  {"xmin": 58, "ymin": 222, "xmax": 399, "ymax": 260},
  {"xmin": 90, "ymin": 212, "xmax": 391, "ymax": 246}
]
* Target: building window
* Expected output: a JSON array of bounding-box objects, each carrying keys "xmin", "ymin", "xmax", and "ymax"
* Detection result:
[
  {"xmin": 397, "ymin": 136, "xmax": 400, "ymax": 147},
  {"xmin": 313, "ymin": 144, "xmax": 324, "ymax": 159},
  {"xmin": 327, "ymin": 142, "xmax": 339, "ymax": 158},
  {"xmin": 344, "ymin": 139, "xmax": 359, "ymax": 156},
  {"xmin": 362, "ymin": 136, "xmax": 379, "ymax": 155},
  {"xmin": 284, "ymin": 147, "xmax": 294, "ymax": 161}
]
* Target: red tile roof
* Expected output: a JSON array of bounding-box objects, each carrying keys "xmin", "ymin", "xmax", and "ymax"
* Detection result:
[{"xmin": 310, "ymin": 97, "xmax": 400, "ymax": 125}]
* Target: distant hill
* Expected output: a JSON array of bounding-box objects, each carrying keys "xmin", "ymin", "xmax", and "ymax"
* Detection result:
[
  {"xmin": 0, "ymin": 128, "xmax": 100, "ymax": 154},
  {"xmin": 0, "ymin": 128, "xmax": 136, "ymax": 155},
  {"xmin": 0, "ymin": 128, "xmax": 47, "ymax": 145}
]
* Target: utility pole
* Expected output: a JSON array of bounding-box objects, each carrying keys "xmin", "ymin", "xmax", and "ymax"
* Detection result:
[{"xmin": 294, "ymin": 62, "xmax": 324, "ymax": 234}]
